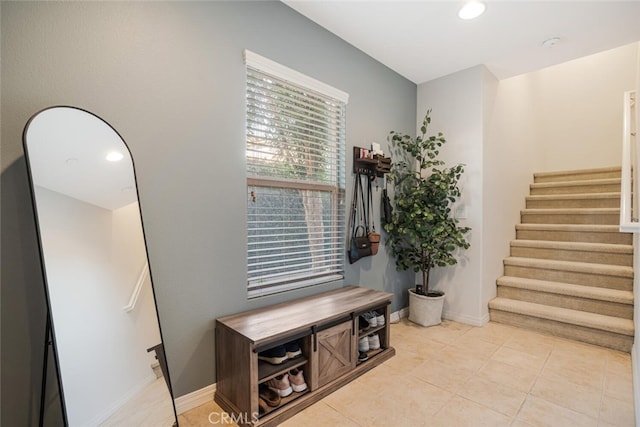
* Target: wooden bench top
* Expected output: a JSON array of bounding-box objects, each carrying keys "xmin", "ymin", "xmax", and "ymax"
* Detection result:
[{"xmin": 216, "ymin": 286, "xmax": 392, "ymax": 346}]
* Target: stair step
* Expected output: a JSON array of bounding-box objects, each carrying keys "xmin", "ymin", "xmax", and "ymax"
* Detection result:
[
  {"xmin": 521, "ymin": 208, "xmax": 619, "ymax": 225},
  {"xmin": 515, "ymin": 224, "xmax": 632, "ymax": 245},
  {"xmin": 503, "ymin": 256, "xmax": 633, "ymax": 291},
  {"xmin": 489, "ymin": 297, "xmax": 633, "ymax": 335},
  {"xmin": 496, "ymin": 276, "xmax": 633, "ymax": 318},
  {"xmin": 510, "ymin": 240, "xmax": 632, "ymax": 266},
  {"xmin": 534, "ymin": 166, "xmax": 621, "ymax": 183},
  {"xmin": 526, "ymin": 192, "xmax": 620, "ymax": 209},
  {"xmin": 530, "ymin": 178, "xmax": 621, "ymax": 195},
  {"xmin": 489, "ymin": 297, "xmax": 633, "ymax": 352},
  {"xmin": 497, "ymin": 276, "xmax": 633, "ymax": 304}
]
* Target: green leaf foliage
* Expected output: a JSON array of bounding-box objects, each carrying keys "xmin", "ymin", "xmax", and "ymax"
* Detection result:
[{"xmin": 383, "ymin": 110, "xmax": 471, "ymax": 294}]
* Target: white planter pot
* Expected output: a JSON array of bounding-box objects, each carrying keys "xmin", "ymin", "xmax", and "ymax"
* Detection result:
[{"xmin": 408, "ymin": 289, "xmax": 445, "ymax": 327}]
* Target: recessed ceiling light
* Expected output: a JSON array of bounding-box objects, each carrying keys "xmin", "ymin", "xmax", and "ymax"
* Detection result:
[
  {"xmin": 542, "ymin": 37, "xmax": 561, "ymax": 48},
  {"xmin": 459, "ymin": 1, "xmax": 486, "ymax": 20},
  {"xmin": 106, "ymin": 151, "xmax": 124, "ymax": 162}
]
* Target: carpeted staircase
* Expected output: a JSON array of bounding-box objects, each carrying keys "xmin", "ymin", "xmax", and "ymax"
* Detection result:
[{"xmin": 489, "ymin": 166, "xmax": 635, "ymax": 352}]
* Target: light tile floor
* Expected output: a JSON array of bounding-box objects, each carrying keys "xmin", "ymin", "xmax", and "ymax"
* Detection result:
[{"xmin": 179, "ymin": 320, "xmax": 635, "ymax": 426}]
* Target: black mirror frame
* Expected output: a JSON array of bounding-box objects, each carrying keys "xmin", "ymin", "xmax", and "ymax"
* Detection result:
[{"xmin": 22, "ymin": 105, "xmax": 178, "ymax": 426}]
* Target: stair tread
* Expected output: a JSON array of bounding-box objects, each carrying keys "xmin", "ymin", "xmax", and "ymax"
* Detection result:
[
  {"xmin": 504, "ymin": 256, "xmax": 633, "ymax": 277},
  {"xmin": 489, "ymin": 297, "xmax": 634, "ymax": 336},
  {"xmin": 516, "ymin": 223, "xmax": 623, "ymax": 232},
  {"xmin": 531, "ymin": 178, "xmax": 621, "ymax": 188},
  {"xmin": 497, "ymin": 276, "xmax": 634, "ymax": 304},
  {"xmin": 511, "ymin": 239, "xmax": 632, "ymax": 253},
  {"xmin": 521, "ymin": 208, "xmax": 619, "ymax": 214},
  {"xmin": 534, "ymin": 167, "xmax": 621, "ymax": 179},
  {"xmin": 527, "ymin": 192, "xmax": 620, "ymax": 200}
]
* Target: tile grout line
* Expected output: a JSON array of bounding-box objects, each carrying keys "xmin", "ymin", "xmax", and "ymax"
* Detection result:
[
  {"xmin": 323, "ymin": 400, "xmax": 366, "ymax": 427},
  {"xmin": 599, "ymin": 356, "xmax": 609, "ymax": 425}
]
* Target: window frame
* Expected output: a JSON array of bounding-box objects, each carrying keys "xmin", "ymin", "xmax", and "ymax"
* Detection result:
[{"xmin": 244, "ymin": 50, "xmax": 349, "ymax": 298}]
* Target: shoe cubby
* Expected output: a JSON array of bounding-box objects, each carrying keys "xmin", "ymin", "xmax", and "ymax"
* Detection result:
[
  {"xmin": 356, "ymin": 305, "xmax": 390, "ymax": 366},
  {"xmin": 215, "ymin": 286, "xmax": 395, "ymax": 427},
  {"xmin": 257, "ymin": 339, "xmax": 309, "ymax": 383},
  {"xmin": 256, "ymin": 337, "xmax": 311, "ymax": 418}
]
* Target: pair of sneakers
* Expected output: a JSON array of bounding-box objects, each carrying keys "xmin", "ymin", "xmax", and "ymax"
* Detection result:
[
  {"xmin": 361, "ymin": 311, "xmax": 385, "ymax": 330},
  {"xmin": 266, "ymin": 368, "xmax": 308, "ymax": 398},
  {"xmin": 358, "ymin": 333, "xmax": 380, "ymax": 353},
  {"xmin": 258, "ymin": 340, "xmax": 302, "ymax": 365}
]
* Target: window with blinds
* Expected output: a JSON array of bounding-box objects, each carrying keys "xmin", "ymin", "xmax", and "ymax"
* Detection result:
[{"xmin": 245, "ymin": 50, "xmax": 348, "ymax": 298}]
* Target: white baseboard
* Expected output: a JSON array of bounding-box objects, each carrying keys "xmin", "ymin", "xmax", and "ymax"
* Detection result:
[
  {"xmin": 442, "ymin": 310, "xmax": 489, "ymax": 327},
  {"xmin": 390, "ymin": 307, "xmax": 408, "ymax": 323},
  {"xmin": 396, "ymin": 304, "xmax": 489, "ymax": 327},
  {"xmin": 175, "ymin": 383, "xmax": 216, "ymax": 415}
]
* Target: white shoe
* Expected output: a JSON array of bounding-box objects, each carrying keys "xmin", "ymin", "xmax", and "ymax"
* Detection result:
[
  {"xmin": 267, "ymin": 374, "xmax": 293, "ymax": 397},
  {"xmin": 288, "ymin": 368, "xmax": 307, "ymax": 392},
  {"xmin": 358, "ymin": 336, "xmax": 370, "ymax": 352},
  {"xmin": 363, "ymin": 311, "xmax": 378, "ymax": 328},
  {"xmin": 376, "ymin": 312, "xmax": 385, "ymax": 326},
  {"xmin": 368, "ymin": 333, "xmax": 380, "ymax": 350}
]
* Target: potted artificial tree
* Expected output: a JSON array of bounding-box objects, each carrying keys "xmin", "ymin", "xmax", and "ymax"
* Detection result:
[{"xmin": 383, "ymin": 110, "xmax": 471, "ymax": 327}]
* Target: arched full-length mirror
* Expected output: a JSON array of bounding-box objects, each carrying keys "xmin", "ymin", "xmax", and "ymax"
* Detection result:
[{"xmin": 23, "ymin": 106, "xmax": 177, "ymax": 426}]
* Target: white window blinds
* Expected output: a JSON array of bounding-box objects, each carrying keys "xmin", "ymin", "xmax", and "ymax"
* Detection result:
[{"xmin": 245, "ymin": 50, "xmax": 348, "ymax": 298}]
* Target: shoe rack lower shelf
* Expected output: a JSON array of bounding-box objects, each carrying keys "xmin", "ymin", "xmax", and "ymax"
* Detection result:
[
  {"xmin": 258, "ymin": 357, "xmax": 307, "ymax": 383},
  {"xmin": 214, "ymin": 286, "xmax": 395, "ymax": 427},
  {"xmin": 259, "ymin": 389, "xmax": 309, "ymax": 418}
]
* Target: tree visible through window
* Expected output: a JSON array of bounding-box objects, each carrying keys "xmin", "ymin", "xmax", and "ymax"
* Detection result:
[{"xmin": 245, "ymin": 51, "xmax": 348, "ymax": 298}]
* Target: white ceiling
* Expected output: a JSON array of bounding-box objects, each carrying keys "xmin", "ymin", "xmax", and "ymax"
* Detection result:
[
  {"xmin": 25, "ymin": 107, "xmax": 138, "ymax": 211},
  {"xmin": 283, "ymin": 1, "xmax": 640, "ymax": 84}
]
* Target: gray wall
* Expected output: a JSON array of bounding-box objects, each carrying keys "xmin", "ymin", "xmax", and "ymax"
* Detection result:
[{"xmin": 1, "ymin": 1, "xmax": 416, "ymax": 424}]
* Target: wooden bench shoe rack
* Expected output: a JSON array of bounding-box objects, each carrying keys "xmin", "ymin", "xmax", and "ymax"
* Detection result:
[{"xmin": 215, "ymin": 286, "xmax": 395, "ymax": 426}]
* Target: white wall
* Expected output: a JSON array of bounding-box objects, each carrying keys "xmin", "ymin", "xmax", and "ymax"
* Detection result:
[
  {"xmin": 417, "ymin": 66, "xmax": 487, "ymax": 325},
  {"xmin": 35, "ymin": 187, "xmax": 158, "ymax": 426},
  {"xmin": 525, "ymin": 43, "xmax": 637, "ymax": 172},
  {"xmin": 483, "ymin": 70, "xmax": 540, "ymax": 321}
]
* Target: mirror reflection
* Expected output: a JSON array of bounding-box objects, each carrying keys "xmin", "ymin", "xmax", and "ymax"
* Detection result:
[{"xmin": 23, "ymin": 106, "xmax": 177, "ymax": 426}]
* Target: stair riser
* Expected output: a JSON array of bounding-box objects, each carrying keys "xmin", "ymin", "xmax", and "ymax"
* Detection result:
[
  {"xmin": 530, "ymin": 184, "xmax": 620, "ymax": 195},
  {"xmin": 534, "ymin": 171, "xmax": 622, "ymax": 183},
  {"xmin": 503, "ymin": 265, "xmax": 633, "ymax": 291},
  {"xmin": 497, "ymin": 287, "xmax": 633, "ymax": 319},
  {"xmin": 521, "ymin": 212, "xmax": 619, "ymax": 225},
  {"xmin": 510, "ymin": 246, "xmax": 632, "ymax": 267},
  {"xmin": 489, "ymin": 309, "xmax": 632, "ymax": 352},
  {"xmin": 526, "ymin": 198, "xmax": 620, "ymax": 209},
  {"xmin": 515, "ymin": 229, "xmax": 632, "ymax": 245}
]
